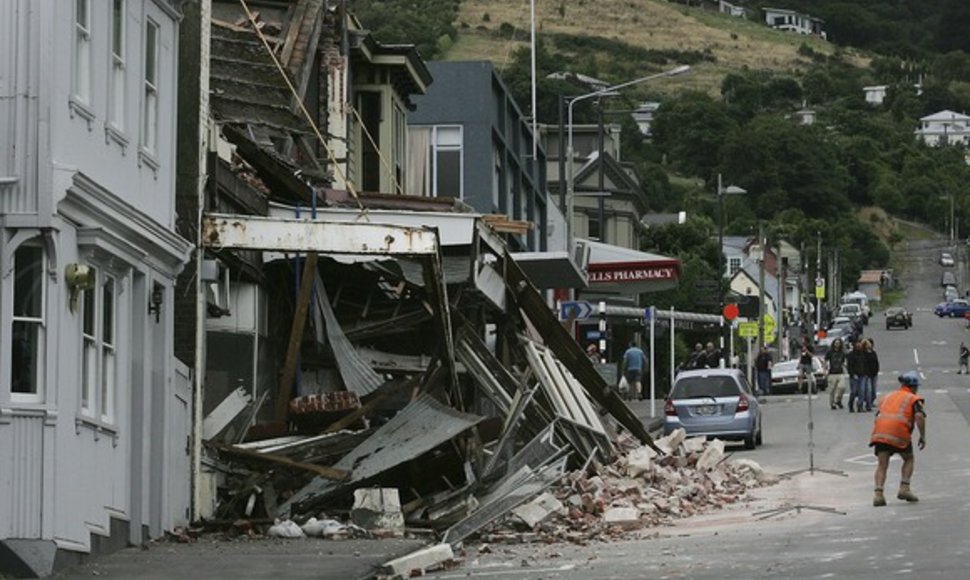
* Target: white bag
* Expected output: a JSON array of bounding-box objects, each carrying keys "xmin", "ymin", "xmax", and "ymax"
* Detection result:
[{"xmin": 618, "ymin": 375, "xmax": 630, "ymax": 394}]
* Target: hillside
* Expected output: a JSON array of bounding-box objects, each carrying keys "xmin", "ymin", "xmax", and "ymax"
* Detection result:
[{"xmin": 448, "ymin": 0, "xmax": 868, "ymax": 96}]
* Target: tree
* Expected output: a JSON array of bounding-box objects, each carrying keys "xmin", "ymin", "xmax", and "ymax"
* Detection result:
[{"xmin": 652, "ymin": 93, "xmax": 738, "ymax": 179}]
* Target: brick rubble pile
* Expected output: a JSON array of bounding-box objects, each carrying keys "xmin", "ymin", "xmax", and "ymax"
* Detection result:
[{"xmin": 481, "ymin": 429, "xmax": 779, "ymax": 544}]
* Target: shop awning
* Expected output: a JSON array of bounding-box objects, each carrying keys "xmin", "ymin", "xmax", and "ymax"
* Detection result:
[{"xmin": 582, "ymin": 239, "xmax": 680, "ymax": 294}]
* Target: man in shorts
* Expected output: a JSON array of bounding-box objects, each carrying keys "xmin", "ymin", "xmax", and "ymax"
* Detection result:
[{"xmin": 869, "ymin": 371, "xmax": 927, "ymax": 506}]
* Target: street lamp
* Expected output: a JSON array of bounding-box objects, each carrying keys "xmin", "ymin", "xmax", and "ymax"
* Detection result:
[
  {"xmin": 716, "ymin": 173, "xmax": 747, "ymax": 363},
  {"xmin": 565, "ymin": 65, "xmax": 691, "ymax": 247}
]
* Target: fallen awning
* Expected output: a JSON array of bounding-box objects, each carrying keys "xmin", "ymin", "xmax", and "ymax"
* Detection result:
[
  {"xmin": 582, "ymin": 238, "xmax": 680, "ymax": 294},
  {"xmin": 511, "ymin": 250, "xmax": 587, "ymax": 289}
]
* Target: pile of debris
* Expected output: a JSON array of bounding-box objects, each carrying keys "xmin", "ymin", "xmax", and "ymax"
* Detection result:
[
  {"xmin": 195, "ymin": 202, "xmax": 778, "ymax": 576},
  {"xmin": 480, "ymin": 430, "xmax": 778, "ymax": 545}
]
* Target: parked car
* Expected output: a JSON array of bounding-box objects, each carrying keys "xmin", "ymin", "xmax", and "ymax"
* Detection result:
[
  {"xmin": 940, "ymin": 252, "xmax": 955, "ymax": 267},
  {"xmin": 934, "ymin": 299, "xmax": 970, "ymax": 317},
  {"xmin": 818, "ymin": 326, "xmax": 851, "ymax": 349},
  {"xmin": 663, "ymin": 368, "xmax": 762, "ymax": 449},
  {"xmin": 885, "ymin": 307, "xmax": 912, "ymax": 329},
  {"xmin": 837, "ymin": 303, "xmax": 865, "ymax": 326},
  {"xmin": 942, "ymin": 271, "xmax": 957, "ymax": 287},
  {"xmin": 770, "ymin": 357, "xmax": 828, "ymax": 394},
  {"xmin": 840, "ymin": 291, "xmax": 871, "ymax": 320},
  {"xmin": 828, "ymin": 316, "xmax": 860, "ymax": 343},
  {"xmin": 944, "ymin": 285, "xmax": 960, "ymax": 302}
]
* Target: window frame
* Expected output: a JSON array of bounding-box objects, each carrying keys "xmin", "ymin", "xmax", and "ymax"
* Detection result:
[
  {"xmin": 10, "ymin": 244, "xmax": 47, "ymax": 405},
  {"xmin": 108, "ymin": 0, "xmax": 127, "ymax": 133},
  {"xmin": 73, "ymin": 0, "xmax": 92, "ymax": 105},
  {"xmin": 430, "ymin": 125, "xmax": 463, "ymax": 198},
  {"xmin": 79, "ymin": 269, "xmax": 119, "ymax": 424},
  {"xmin": 141, "ymin": 18, "xmax": 160, "ymax": 156}
]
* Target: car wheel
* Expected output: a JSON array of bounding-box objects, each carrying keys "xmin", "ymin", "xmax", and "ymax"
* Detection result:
[
  {"xmin": 886, "ymin": 324, "xmax": 891, "ymax": 330},
  {"xmin": 744, "ymin": 431, "xmax": 756, "ymax": 450},
  {"xmin": 755, "ymin": 422, "xmax": 763, "ymax": 446}
]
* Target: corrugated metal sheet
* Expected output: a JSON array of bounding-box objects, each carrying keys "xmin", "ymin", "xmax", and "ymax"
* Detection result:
[
  {"xmin": 6, "ymin": 414, "xmax": 44, "ymax": 536},
  {"xmin": 278, "ymin": 394, "xmax": 484, "ymax": 517},
  {"xmin": 314, "ymin": 274, "xmax": 385, "ymax": 397}
]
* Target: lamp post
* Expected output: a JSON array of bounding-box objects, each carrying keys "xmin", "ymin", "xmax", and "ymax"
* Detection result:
[
  {"xmin": 716, "ymin": 173, "xmax": 747, "ymax": 363},
  {"xmin": 565, "ymin": 65, "xmax": 690, "ymax": 247}
]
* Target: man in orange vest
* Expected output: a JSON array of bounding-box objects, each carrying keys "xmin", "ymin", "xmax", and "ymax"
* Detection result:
[{"xmin": 869, "ymin": 371, "xmax": 926, "ymax": 506}]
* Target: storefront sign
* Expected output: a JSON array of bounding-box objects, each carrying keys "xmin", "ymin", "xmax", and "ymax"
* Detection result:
[{"xmin": 588, "ymin": 263, "xmax": 678, "ymax": 284}]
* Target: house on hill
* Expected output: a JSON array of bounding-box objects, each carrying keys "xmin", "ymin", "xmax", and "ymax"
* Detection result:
[
  {"xmin": 762, "ymin": 7, "xmax": 825, "ymax": 38},
  {"xmin": 916, "ymin": 110, "xmax": 970, "ymax": 147}
]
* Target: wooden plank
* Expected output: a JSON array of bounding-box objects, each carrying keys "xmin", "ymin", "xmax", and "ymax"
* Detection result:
[
  {"xmin": 273, "ymin": 252, "xmax": 319, "ymax": 421},
  {"xmin": 208, "ymin": 441, "xmax": 349, "ymax": 481}
]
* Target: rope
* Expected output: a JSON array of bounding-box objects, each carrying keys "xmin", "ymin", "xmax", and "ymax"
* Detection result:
[{"xmin": 238, "ymin": 0, "xmax": 366, "ymax": 214}]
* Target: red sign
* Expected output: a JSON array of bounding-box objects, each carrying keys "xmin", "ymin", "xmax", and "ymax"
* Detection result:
[
  {"xmin": 587, "ymin": 262, "xmax": 679, "ymax": 284},
  {"xmin": 723, "ymin": 304, "xmax": 739, "ymax": 321}
]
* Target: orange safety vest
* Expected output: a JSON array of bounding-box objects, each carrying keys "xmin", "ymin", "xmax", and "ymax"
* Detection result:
[{"xmin": 869, "ymin": 387, "xmax": 923, "ymax": 449}]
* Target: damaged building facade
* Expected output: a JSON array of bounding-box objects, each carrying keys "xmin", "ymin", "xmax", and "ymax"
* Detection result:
[{"xmin": 0, "ymin": 0, "xmax": 192, "ymax": 576}]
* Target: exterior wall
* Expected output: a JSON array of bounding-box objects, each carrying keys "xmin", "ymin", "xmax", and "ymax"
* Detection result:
[
  {"xmin": 409, "ymin": 61, "xmax": 548, "ymax": 251},
  {"xmin": 1, "ymin": 1, "xmax": 191, "ymax": 574}
]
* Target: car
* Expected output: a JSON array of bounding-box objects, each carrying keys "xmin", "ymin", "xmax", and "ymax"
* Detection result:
[
  {"xmin": 840, "ymin": 292, "xmax": 871, "ymax": 321},
  {"xmin": 837, "ymin": 303, "xmax": 865, "ymax": 326},
  {"xmin": 944, "ymin": 285, "xmax": 960, "ymax": 302},
  {"xmin": 663, "ymin": 368, "xmax": 762, "ymax": 449},
  {"xmin": 885, "ymin": 307, "xmax": 912, "ymax": 329},
  {"xmin": 942, "ymin": 271, "xmax": 957, "ymax": 287},
  {"xmin": 940, "ymin": 252, "xmax": 955, "ymax": 267},
  {"xmin": 818, "ymin": 326, "xmax": 851, "ymax": 349},
  {"xmin": 934, "ymin": 299, "xmax": 970, "ymax": 317},
  {"xmin": 770, "ymin": 357, "xmax": 828, "ymax": 394}
]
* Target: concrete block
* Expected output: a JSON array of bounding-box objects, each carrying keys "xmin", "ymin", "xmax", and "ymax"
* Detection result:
[
  {"xmin": 351, "ymin": 488, "xmax": 405, "ymax": 532},
  {"xmin": 626, "ymin": 447, "xmax": 656, "ymax": 477},
  {"xmin": 655, "ymin": 428, "xmax": 686, "ymax": 455},
  {"xmin": 603, "ymin": 507, "xmax": 640, "ymax": 527},
  {"xmin": 512, "ymin": 492, "xmax": 563, "ymax": 527},
  {"xmin": 382, "ymin": 543, "xmax": 454, "ymax": 576},
  {"xmin": 682, "ymin": 436, "xmax": 706, "ymax": 454},
  {"xmin": 695, "ymin": 439, "xmax": 725, "ymax": 471}
]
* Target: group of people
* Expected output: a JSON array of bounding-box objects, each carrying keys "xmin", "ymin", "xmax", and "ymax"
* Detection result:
[
  {"xmin": 825, "ymin": 337, "xmax": 880, "ymax": 412},
  {"xmin": 683, "ymin": 342, "xmax": 723, "ymax": 371}
]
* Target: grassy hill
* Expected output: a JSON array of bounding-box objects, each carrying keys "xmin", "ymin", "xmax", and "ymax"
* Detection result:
[{"xmin": 447, "ymin": 0, "xmax": 869, "ymax": 96}]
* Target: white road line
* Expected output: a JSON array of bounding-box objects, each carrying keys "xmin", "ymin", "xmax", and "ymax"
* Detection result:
[
  {"xmin": 913, "ymin": 348, "xmax": 920, "ymax": 365},
  {"xmin": 933, "ymin": 389, "xmax": 948, "ymax": 394}
]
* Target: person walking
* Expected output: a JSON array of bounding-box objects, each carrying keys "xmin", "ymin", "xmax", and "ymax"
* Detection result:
[
  {"xmin": 754, "ymin": 348, "xmax": 773, "ymax": 396},
  {"xmin": 847, "ymin": 341, "xmax": 866, "ymax": 412},
  {"xmin": 958, "ymin": 342, "xmax": 969, "ymax": 374},
  {"xmin": 621, "ymin": 342, "xmax": 647, "ymax": 400},
  {"xmin": 869, "ymin": 371, "xmax": 926, "ymax": 506},
  {"xmin": 701, "ymin": 342, "xmax": 720, "ymax": 369},
  {"xmin": 863, "ymin": 339, "xmax": 880, "ymax": 411},
  {"xmin": 825, "ymin": 338, "xmax": 848, "ymax": 409}
]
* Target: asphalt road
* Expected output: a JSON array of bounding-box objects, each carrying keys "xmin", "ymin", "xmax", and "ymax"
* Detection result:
[{"xmin": 433, "ymin": 238, "xmax": 970, "ymax": 579}]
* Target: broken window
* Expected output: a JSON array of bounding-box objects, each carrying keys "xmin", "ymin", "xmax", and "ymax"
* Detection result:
[{"xmin": 11, "ymin": 244, "xmax": 46, "ymax": 402}]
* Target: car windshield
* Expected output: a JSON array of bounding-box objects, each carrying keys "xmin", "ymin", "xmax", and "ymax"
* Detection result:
[{"xmin": 672, "ymin": 376, "xmax": 740, "ymax": 399}]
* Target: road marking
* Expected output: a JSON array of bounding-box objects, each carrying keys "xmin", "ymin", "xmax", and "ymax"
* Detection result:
[
  {"xmin": 846, "ymin": 453, "xmax": 901, "ymax": 466},
  {"xmin": 933, "ymin": 389, "xmax": 949, "ymax": 393},
  {"xmin": 433, "ymin": 565, "xmax": 577, "ymax": 578},
  {"xmin": 932, "ymin": 340, "xmax": 947, "ymax": 346},
  {"xmin": 914, "ymin": 348, "xmax": 920, "ymax": 365}
]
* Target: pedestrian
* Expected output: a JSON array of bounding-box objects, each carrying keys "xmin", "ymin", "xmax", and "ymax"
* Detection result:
[
  {"xmin": 621, "ymin": 341, "xmax": 647, "ymax": 400},
  {"xmin": 686, "ymin": 343, "xmax": 704, "ymax": 369},
  {"xmin": 959, "ymin": 342, "xmax": 969, "ymax": 374},
  {"xmin": 702, "ymin": 342, "xmax": 720, "ymax": 369},
  {"xmin": 847, "ymin": 341, "xmax": 866, "ymax": 412},
  {"xmin": 869, "ymin": 371, "xmax": 926, "ymax": 506},
  {"xmin": 797, "ymin": 340, "xmax": 815, "ymax": 394},
  {"xmin": 825, "ymin": 338, "xmax": 848, "ymax": 409},
  {"xmin": 863, "ymin": 339, "xmax": 880, "ymax": 411},
  {"xmin": 755, "ymin": 348, "xmax": 773, "ymax": 396},
  {"xmin": 586, "ymin": 343, "xmax": 601, "ymax": 364}
]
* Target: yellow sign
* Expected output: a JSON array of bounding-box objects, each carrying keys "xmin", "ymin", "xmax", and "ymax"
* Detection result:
[
  {"xmin": 763, "ymin": 313, "xmax": 776, "ymax": 337},
  {"xmin": 816, "ymin": 285, "xmax": 825, "ymax": 299},
  {"xmin": 738, "ymin": 322, "xmax": 758, "ymax": 337}
]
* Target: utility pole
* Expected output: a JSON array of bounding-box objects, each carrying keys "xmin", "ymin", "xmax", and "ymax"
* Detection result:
[
  {"xmin": 757, "ymin": 223, "xmax": 766, "ymax": 354},
  {"xmin": 815, "ymin": 231, "xmax": 822, "ymax": 345},
  {"xmin": 778, "ymin": 239, "xmax": 786, "ymax": 359}
]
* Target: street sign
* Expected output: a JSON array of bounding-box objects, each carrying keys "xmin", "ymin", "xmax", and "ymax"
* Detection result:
[
  {"xmin": 763, "ymin": 313, "xmax": 776, "ymax": 337},
  {"xmin": 559, "ymin": 300, "xmax": 594, "ymax": 321},
  {"xmin": 585, "ymin": 330, "xmax": 603, "ymax": 340},
  {"xmin": 738, "ymin": 322, "xmax": 758, "ymax": 337},
  {"xmin": 816, "ymin": 285, "xmax": 826, "ymax": 299}
]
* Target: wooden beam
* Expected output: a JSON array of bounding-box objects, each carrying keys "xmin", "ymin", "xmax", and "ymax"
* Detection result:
[
  {"xmin": 273, "ymin": 252, "xmax": 319, "ymax": 421},
  {"xmin": 208, "ymin": 441, "xmax": 349, "ymax": 481}
]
